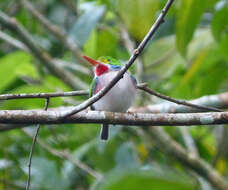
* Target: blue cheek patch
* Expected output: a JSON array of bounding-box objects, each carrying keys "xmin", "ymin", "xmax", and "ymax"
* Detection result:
[{"xmin": 110, "ymin": 65, "xmax": 121, "ymax": 70}]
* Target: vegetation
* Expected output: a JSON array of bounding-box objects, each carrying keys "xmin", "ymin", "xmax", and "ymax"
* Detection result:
[{"xmin": 0, "ymin": 0, "xmax": 228, "ymax": 189}]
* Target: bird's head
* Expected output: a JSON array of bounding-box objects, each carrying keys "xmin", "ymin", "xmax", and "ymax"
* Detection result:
[{"xmin": 83, "ymin": 55, "xmax": 122, "ymax": 76}]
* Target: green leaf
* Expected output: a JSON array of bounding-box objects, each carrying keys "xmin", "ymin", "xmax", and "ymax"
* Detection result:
[
  {"xmin": 69, "ymin": 2, "xmax": 106, "ymax": 46},
  {"xmin": 174, "ymin": 45, "xmax": 228, "ymax": 99},
  {"xmin": 176, "ymin": 0, "xmax": 207, "ymax": 56},
  {"xmin": 84, "ymin": 28, "xmax": 118, "ymax": 58},
  {"xmin": 21, "ymin": 157, "xmax": 70, "ymax": 190},
  {"xmin": 218, "ymin": 34, "xmax": 228, "ymax": 60},
  {"xmin": 117, "ymin": 0, "xmax": 159, "ymax": 41},
  {"xmin": 94, "ymin": 166, "xmax": 196, "ymax": 190},
  {"xmin": 114, "ymin": 142, "xmax": 139, "ymax": 169},
  {"xmin": 72, "ymin": 139, "xmax": 98, "ymax": 160},
  {"xmin": 0, "ymin": 51, "xmax": 38, "ymax": 92},
  {"xmin": 211, "ymin": 3, "xmax": 228, "ymax": 41},
  {"xmin": 1, "ymin": 74, "xmax": 71, "ymax": 109}
]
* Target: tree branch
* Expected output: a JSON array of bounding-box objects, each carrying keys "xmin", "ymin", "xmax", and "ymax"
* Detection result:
[
  {"xmin": 120, "ymin": 24, "xmax": 144, "ymax": 82},
  {"xmin": 0, "ymin": 30, "xmax": 90, "ymax": 76},
  {"xmin": 60, "ymin": 0, "xmax": 78, "ymax": 15},
  {"xmin": 21, "ymin": 0, "xmax": 88, "ymax": 66},
  {"xmin": 26, "ymin": 98, "xmax": 49, "ymax": 190},
  {"xmin": 1, "ymin": 110, "xmax": 228, "ymax": 127},
  {"xmin": 131, "ymin": 92, "xmax": 228, "ymax": 113},
  {"xmin": 0, "ymin": 11, "xmax": 87, "ymax": 90},
  {"xmin": 150, "ymin": 127, "xmax": 228, "ymax": 190},
  {"xmin": 0, "ymin": 90, "xmax": 88, "ymax": 100},
  {"xmin": 137, "ymin": 83, "xmax": 223, "ymax": 112},
  {"xmin": 61, "ymin": 0, "xmax": 175, "ymax": 118},
  {"xmin": 178, "ymin": 127, "xmax": 199, "ymax": 157},
  {"xmin": 0, "ymin": 30, "xmax": 28, "ymax": 51},
  {"xmin": 23, "ymin": 129, "xmax": 103, "ymax": 180}
]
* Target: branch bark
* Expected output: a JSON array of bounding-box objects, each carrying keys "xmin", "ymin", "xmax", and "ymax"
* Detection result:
[
  {"xmin": 0, "ymin": 90, "xmax": 88, "ymax": 100},
  {"xmin": 150, "ymin": 127, "xmax": 228, "ymax": 190},
  {"xmin": 0, "ymin": 30, "xmax": 28, "ymax": 51},
  {"xmin": 137, "ymin": 83, "xmax": 223, "ymax": 112},
  {"xmin": 131, "ymin": 92, "xmax": 228, "ymax": 113},
  {"xmin": 61, "ymin": 0, "xmax": 175, "ymax": 118},
  {"xmin": 1, "ymin": 110, "xmax": 228, "ymax": 127}
]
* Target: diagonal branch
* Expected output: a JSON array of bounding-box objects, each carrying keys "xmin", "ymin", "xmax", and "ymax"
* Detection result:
[
  {"xmin": 61, "ymin": 0, "xmax": 175, "ymax": 118},
  {"xmin": 20, "ymin": 0, "xmax": 88, "ymax": 66},
  {"xmin": 0, "ymin": 11, "xmax": 87, "ymax": 90},
  {"xmin": 137, "ymin": 83, "xmax": 223, "ymax": 112},
  {"xmin": 0, "ymin": 31, "xmax": 90, "ymax": 76},
  {"xmin": 150, "ymin": 127, "xmax": 228, "ymax": 190},
  {"xmin": 131, "ymin": 92, "xmax": 228, "ymax": 113},
  {"xmin": 23, "ymin": 129, "xmax": 103, "ymax": 180},
  {"xmin": 0, "ymin": 30, "xmax": 28, "ymax": 51}
]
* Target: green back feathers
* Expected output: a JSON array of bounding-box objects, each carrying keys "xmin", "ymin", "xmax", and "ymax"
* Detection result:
[
  {"xmin": 89, "ymin": 78, "xmax": 97, "ymax": 97},
  {"xmin": 98, "ymin": 56, "xmax": 123, "ymax": 66}
]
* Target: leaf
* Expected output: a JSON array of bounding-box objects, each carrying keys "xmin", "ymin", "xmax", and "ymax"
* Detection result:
[
  {"xmin": 1, "ymin": 74, "xmax": 70, "ymax": 109},
  {"xmin": 21, "ymin": 157, "xmax": 70, "ymax": 190},
  {"xmin": 84, "ymin": 28, "xmax": 118, "ymax": 58},
  {"xmin": 114, "ymin": 142, "xmax": 139, "ymax": 169},
  {"xmin": 218, "ymin": 34, "xmax": 228, "ymax": 60},
  {"xmin": 72, "ymin": 139, "xmax": 98, "ymax": 160},
  {"xmin": 69, "ymin": 2, "xmax": 106, "ymax": 46},
  {"xmin": 94, "ymin": 166, "xmax": 196, "ymax": 190},
  {"xmin": 174, "ymin": 45, "xmax": 228, "ymax": 99},
  {"xmin": 176, "ymin": 0, "xmax": 207, "ymax": 56},
  {"xmin": 0, "ymin": 51, "xmax": 38, "ymax": 92},
  {"xmin": 117, "ymin": 0, "xmax": 159, "ymax": 41},
  {"xmin": 211, "ymin": 2, "xmax": 228, "ymax": 41}
]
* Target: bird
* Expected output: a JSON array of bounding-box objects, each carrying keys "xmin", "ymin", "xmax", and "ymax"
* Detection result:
[{"xmin": 83, "ymin": 55, "xmax": 137, "ymax": 141}]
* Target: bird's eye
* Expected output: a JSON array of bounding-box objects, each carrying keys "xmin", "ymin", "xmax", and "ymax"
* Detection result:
[{"xmin": 107, "ymin": 59, "xmax": 111, "ymax": 62}]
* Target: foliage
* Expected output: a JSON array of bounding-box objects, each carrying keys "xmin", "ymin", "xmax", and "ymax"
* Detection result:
[{"xmin": 0, "ymin": 0, "xmax": 228, "ymax": 190}]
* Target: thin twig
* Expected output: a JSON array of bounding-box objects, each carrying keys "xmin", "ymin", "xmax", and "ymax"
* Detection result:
[
  {"xmin": 0, "ymin": 90, "xmax": 88, "ymax": 100},
  {"xmin": 23, "ymin": 130, "xmax": 103, "ymax": 180},
  {"xmin": 61, "ymin": 0, "xmax": 175, "ymax": 118},
  {"xmin": 26, "ymin": 98, "xmax": 49, "ymax": 190},
  {"xmin": 120, "ymin": 24, "xmax": 144, "ymax": 82},
  {"xmin": 137, "ymin": 83, "xmax": 223, "ymax": 112},
  {"xmin": 120, "ymin": 24, "xmax": 146, "ymax": 104},
  {"xmin": 130, "ymin": 92, "xmax": 228, "ymax": 113}
]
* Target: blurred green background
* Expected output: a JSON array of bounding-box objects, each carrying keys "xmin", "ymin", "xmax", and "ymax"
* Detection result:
[{"xmin": 0, "ymin": 0, "xmax": 228, "ymax": 189}]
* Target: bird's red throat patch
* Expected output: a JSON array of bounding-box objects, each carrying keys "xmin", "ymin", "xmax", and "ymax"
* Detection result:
[{"xmin": 95, "ymin": 64, "xmax": 109, "ymax": 76}]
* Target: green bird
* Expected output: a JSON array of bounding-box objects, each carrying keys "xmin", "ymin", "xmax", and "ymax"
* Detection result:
[{"xmin": 83, "ymin": 55, "xmax": 137, "ymax": 140}]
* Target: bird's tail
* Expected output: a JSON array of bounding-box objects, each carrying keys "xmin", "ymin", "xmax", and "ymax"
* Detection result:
[{"xmin": 100, "ymin": 124, "xmax": 109, "ymax": 140}]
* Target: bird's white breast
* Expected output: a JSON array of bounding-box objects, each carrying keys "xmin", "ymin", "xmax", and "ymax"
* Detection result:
[{"xmin": 93, "ymin": 71, "xmax": 136, "ymax": 112}]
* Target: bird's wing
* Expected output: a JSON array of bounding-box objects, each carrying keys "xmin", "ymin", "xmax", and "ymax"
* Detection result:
[{"xmin": 90, "ymin": 77, "xmax": 99, "ymax": 110}]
